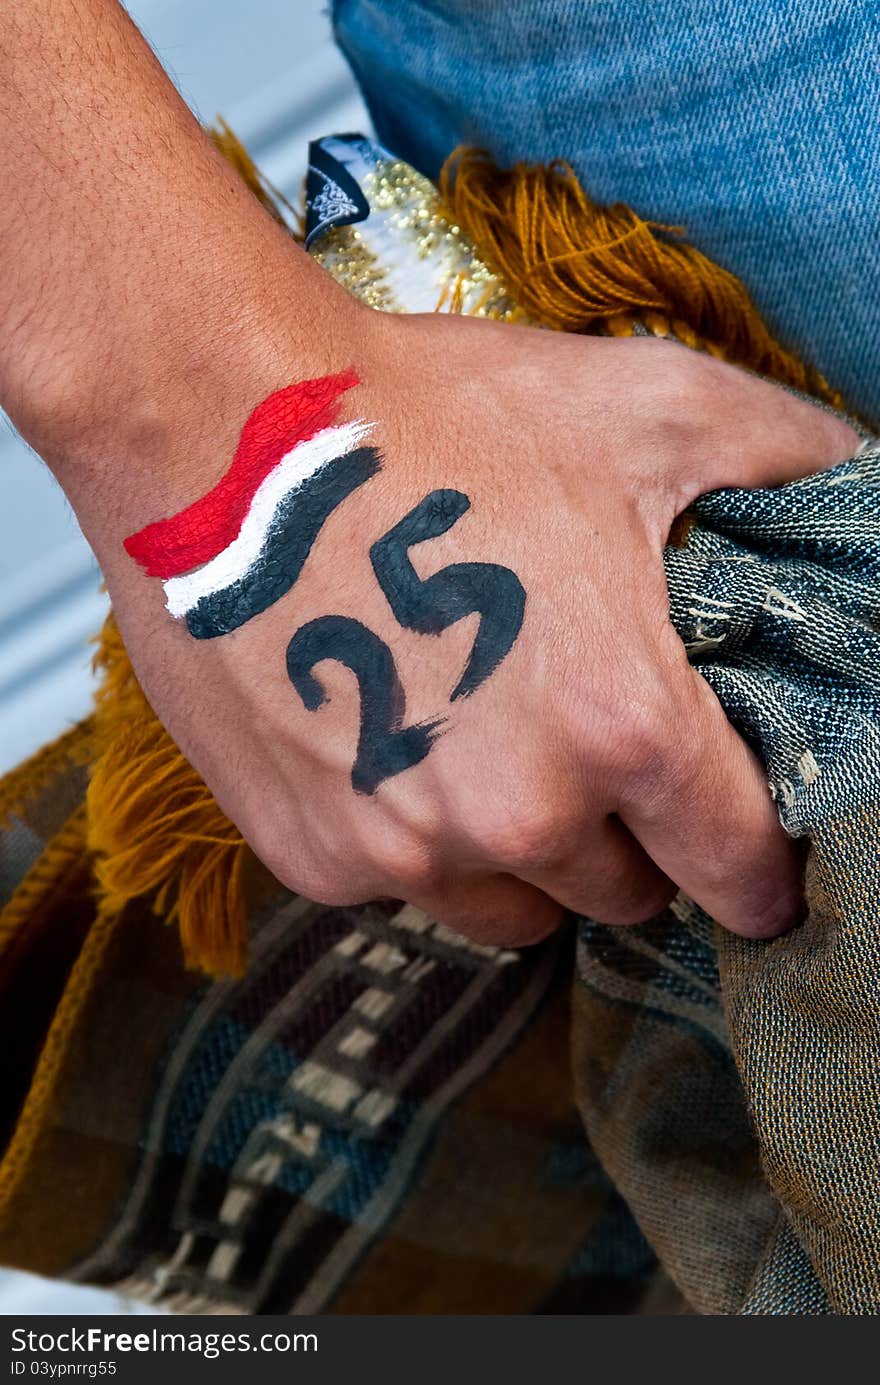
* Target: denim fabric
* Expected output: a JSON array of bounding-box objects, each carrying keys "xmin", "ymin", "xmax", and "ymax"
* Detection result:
[{"xmin": 332, "ymin": 0, "xmax": 880, "ymax": 421}]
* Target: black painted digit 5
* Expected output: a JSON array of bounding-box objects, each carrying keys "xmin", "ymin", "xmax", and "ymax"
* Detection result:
[
  {"xmin": 369, "ymin": 489, "xmax": 526, "ymax": 700},
  {"xmin": 286, "ymin": 615, "xmax": 443, "ymax": 796}
]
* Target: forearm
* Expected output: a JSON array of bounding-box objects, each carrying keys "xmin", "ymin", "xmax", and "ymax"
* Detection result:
[{"xmin": 0, "ymin": 0, "xmax": 364, "ymax": 513}]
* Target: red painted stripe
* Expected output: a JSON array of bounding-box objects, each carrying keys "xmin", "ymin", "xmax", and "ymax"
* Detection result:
[{"xmin": 123, "ymin": 370, "xmax": 359, "ymax": 578}]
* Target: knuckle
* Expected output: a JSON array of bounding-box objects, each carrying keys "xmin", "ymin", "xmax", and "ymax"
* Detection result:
[
  {"xmin": 474, "ymin": 805, "xmax": 573, "ymax": 872},
  {"xmin": 732, "ymin": 881, "xmax": 802, "ymax": 940},
  {"xmin": 635, "ymin": 343, "xmax": 711, "ymax": 452},
  {"xmin": 606, "ymin": 692, "xmax": 677, "ymax": 796},
  {"xmin": 370, "ymin": 834, "xmax": 445, "ymax": 898},
  {"xmin": 441, "ymin": 911, "xmax": 554, "ymax": 950},
  {"xmin": 253, "ymin": 837, "xmax": 369, "ymax": 909}
]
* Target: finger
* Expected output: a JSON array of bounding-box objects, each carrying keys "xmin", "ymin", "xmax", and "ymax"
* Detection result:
[
  {"xmin": 619, "ymin": 660, "xmax": 803, "ymax": 939},
  {"xmin": 674, "ymin": 360, "xmax": 861, "ymax": 504},
  {"xmin": 412, "ymin": 872, "xmax": 563, "ymax": 949},
  {"xmin": 520, "ymin": 814, "xmax": 677, "ymax": 926}
]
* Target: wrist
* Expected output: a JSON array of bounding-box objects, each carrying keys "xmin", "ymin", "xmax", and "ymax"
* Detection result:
[{"xmin": 19, "ymin": 270, "xmax": 376, "ymax": 557}]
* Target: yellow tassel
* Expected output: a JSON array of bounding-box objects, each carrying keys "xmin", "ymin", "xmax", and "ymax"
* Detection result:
[
  {"xmin": 86, "ymin": 616, "xmax": 249, "ymax": 977},
  {"xmin": 440, "ymin": 148, "xmax": 847, "ymax": 413}
]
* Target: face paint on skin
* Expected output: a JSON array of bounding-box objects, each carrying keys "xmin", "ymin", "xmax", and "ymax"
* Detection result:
[
  {"xmin": 182, "ymin": 444, "xmax": 381, "ymax": 640},
  {"xmin": 284, "ymin": 492, "xmax": 527, "ymax": 795},
  {"xmin": 369, "ymin": 489, "xmax": 526, "ymax": 699},
  {"xmin": 286, "ymin": 614, "xmax": 444, "ymax": 795},
  {"xmin": 123, "ymin": 373, "xmax": 380, "ymax": 639},
  {"xmin": 124, "ymin": 371, "xmax": 360, "ymax": 576},
  {"xmin": 124, "ymin": 376, "xmax": 527, "ymax": 796},
  {"xmin": 162, "ymin": 421, "xmax": 374, "ymax": 619}
]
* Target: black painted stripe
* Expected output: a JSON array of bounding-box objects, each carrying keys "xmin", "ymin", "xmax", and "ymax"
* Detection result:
[{"xmin": 185, "ymin": 446, "xmax": 382, "ymax": 639}]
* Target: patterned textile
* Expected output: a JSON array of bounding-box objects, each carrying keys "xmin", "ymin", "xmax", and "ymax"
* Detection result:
[
  {"xmin": 0, "ymin": 790, "xmax": 667, "ymax": 1313},
  {"xmin": 0, "ymin": 135, "xmax": 877, "ymax": 1314}
]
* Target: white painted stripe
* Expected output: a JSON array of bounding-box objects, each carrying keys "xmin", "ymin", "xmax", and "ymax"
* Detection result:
[{"xmin": 162, "ymin": 418, "xmax": 375, "ymax": 617}]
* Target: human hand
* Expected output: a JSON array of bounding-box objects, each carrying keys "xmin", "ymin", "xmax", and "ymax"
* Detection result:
[
  {"xmin": 89, "ymin": 310, "xmax": 858, "ymax": 946},
  {"xmin": 3, "ymin": 0, "xmax": 858, "ymax": 947}
]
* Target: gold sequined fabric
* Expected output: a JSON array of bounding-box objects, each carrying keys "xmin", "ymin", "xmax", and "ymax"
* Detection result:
[{"xmin": 308, "ymin": 140, "xmax": 521, "ymax": 320}]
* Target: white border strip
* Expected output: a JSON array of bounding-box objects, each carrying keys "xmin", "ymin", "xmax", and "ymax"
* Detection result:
[{"xmin": 162, "ymin": 418, "xmax": 375, "ymax": 617}]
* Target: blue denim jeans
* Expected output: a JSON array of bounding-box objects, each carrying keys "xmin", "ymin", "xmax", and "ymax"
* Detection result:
[{"xmin": 332, "ymin": 0, "xmax": 880, "ymax": 421}]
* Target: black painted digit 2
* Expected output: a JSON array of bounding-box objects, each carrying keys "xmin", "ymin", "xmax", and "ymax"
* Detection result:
[
  {"xmin": 286, "ymin": 490, "xmax": 526, "ymax": 794},
  {"xmin": 286, "ymin": 616, "xmax": 443, "ymax": 796}
]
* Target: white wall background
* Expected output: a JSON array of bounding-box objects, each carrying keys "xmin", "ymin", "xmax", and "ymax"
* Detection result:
[{"xmin": 0, "ymin": 0, "xmax": 367, "ymax": 1313}]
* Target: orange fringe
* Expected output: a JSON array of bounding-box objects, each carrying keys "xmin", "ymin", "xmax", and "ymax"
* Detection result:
[
  {"xmin": 85, "ymin": 616, "xmax": 250, "ymax": 977},
  {"xmin": 0, "ymin": 128, "xmax": 850, "ymax": 980},
  {"xmin": 439, "ymin": 148, "xmax": 846, "ymax": 411}
]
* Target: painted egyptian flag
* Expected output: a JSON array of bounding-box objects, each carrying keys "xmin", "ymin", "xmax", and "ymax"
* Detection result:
[{"xmin": 124, "ymin": 371, "xmax": 380, "ymax": 639}]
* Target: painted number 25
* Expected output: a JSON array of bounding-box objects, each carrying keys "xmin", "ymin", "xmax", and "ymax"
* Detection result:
[{"xmin": 285, "ymin": 489, "xmax": 526, "ymax": 794}]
